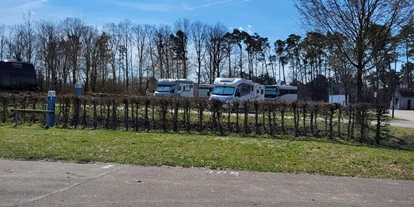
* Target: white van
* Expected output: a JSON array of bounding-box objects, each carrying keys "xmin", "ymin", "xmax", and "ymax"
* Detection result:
[
  {"xmin": 264, "ymin": 85, "xmax": 298, "ymax": 101},
  {"xmin": 154, "ymin": 79, "xmax": 194, "ymax": 97},
  {"xmin": 210, "ymin": 78, "xmax": 263, "ymax": 103}
]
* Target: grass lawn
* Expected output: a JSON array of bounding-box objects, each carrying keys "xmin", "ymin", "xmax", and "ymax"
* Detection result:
[{"xmin": 0, "ymin": 124, "xmax": 413, "ymax": 180}]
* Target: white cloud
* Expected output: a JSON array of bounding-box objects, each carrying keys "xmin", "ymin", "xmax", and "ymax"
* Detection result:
[
  {"xmin": 0, "ymin": 0, "xmax": 50, "ymax": 25},
  {"xmin": 183, "ymin": 0, "xmax": 253, "ymax": 11},
  {"xmin": 14, "ymin": 0, "xmax": 48, "ymax": 10}
]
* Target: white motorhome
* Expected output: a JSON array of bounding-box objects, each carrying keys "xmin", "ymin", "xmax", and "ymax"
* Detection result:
[
  {"xmin": 197, "ymin": 83, "xmax": 213, "ymax": 98},
  {"xmin": 210, "ymin": 78, "xmax": 263, "ymax": 103},
  {"xmin": 154, "ymin": 79, "xmax": 194, "ymax": 97},
  {"xmin": 264, "ymin": 84, "xmax": 298, "ymax": 101}
]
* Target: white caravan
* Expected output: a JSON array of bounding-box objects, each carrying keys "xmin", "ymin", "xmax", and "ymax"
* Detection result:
[
  {"xmin": 254, "ymin": 83, "xmax": 265, "ymax": 101},
  {"xmin": 210, "ymin": 78, "xmax": 264, "ymax": 103},
  {"xmin": 264, "ymin": 84, "xmax": 298, "ymax": 101},
  {"xmin": 197, "ymin": 83, "xmax": 213, "ymax": 98},
  {"xmin": 154, "ymin": 79, "xmax": 194, "ymax": 97}
]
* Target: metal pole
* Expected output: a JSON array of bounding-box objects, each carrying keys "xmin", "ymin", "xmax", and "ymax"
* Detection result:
[{"xmin": 392, "ymin": 93, "xmax": 395, "ymax": 119}]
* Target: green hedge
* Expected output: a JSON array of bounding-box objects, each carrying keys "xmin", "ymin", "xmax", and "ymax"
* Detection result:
[{"xmin": 0, "ymin": 93, "xmax": 390, "ymax": 144}]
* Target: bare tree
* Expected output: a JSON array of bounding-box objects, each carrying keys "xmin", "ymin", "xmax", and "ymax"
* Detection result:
[
  {"xmin": 0, "ymin": 24, "xmax": 8, "ymax": 60},
  {"xmin": 191, "ymin": 21, "xmax": 208, "ymax": 84},
  {"xmin": 133, "ymin": 24, "xmax": 151, "ymax": 92},
  {"xmin": 8, "ymin": 24, "xmax": 26, "ymax": 61},
  {"xmin": 118, "ymin": 19, "xmax": 133, "ymax": 93},
  {"xmin": 153, "ymin": 25, "xmax": 172, "ymax": 79},
  {"xmin": 174, "ymin": 18, "xmax": 191, "ymax": 79},
  {"xmin": 206, "ymin": 22, "xmax": 228, "ymax": 82},
  {"xmin": 60, "ymin": 17, "xmax": 85, "ymax": 87},
  {"xmin": 37, "ymin": 20, "xmax": 61, "ymax": 90},
  {"xmin": 81, "ymin": 25, "xmax": 98, "ymax": 92},
  {"xmin": 92, "ymin": 32, "xmax": 111, "ymax": 92},
  {"xmin": 147, "ymin": 25, "xmax": 158, "ymax": 80},
  {"xmin": 295, "ymin": 0, "xmax": 414, "ymax": 102},
  {"xmin": 8, "ymin": 12, "xmax": 36, "ymax": 63},
  {"xmin": 103, "ymin": 23, "xmax": 120, "ymax": 88},
  {"xmin": 170, "ymin": 30, "xmax": 189, "ymax": 78},
  {"xmin": 22, "ymin": 12, "xmax": 35, "ymax": 63}
]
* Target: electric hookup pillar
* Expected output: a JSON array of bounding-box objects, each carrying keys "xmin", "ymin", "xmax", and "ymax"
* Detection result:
[
  {"xmin": 75, "ymin": 82, "xmax": 82, "ymax": 96},
  {"xmin": 47, "ymin": 90, "xmax": 56, "ymax": 127}
]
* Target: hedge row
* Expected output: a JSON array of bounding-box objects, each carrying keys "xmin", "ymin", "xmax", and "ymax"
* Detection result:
[{"xmin": 0, "ymin": 93, "xmax": 390, "ymax": 144}]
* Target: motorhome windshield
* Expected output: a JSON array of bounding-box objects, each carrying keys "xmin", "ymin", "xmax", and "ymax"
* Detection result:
[
  {"xmin": 212, "ymin": 86, "xmax": 235, "ymax": 96},
  {"xmin": 156, "ymin": 85, "xmax": 173, "ymax": 92}
]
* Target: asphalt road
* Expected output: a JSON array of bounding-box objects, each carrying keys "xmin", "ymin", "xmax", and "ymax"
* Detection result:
[
  {"xmin": 389, "ymin": 109, "xmax": 414, "ymax": 128},
  {"xmin": 1, "ymin": 159, "xmax": 413, "ymax": 207}
]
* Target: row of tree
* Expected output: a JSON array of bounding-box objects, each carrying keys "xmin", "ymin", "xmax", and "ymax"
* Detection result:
[{"xmin": 0, "ymin": 0, "xmax": 413, "ymax": 103}]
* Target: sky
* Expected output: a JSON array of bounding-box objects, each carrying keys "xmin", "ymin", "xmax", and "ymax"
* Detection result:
[{"xmin": 0, "ymin": 0, "xmax": 303, "ymax": 43}]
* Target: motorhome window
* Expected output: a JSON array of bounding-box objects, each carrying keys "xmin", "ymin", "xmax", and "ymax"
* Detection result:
[
  {"xmin": 156, "ymin": 86, "xmax": 172, "ymax": 92},
  {"xmin": 265, "ymin": 87, "xmax": 277, "ymax": 94},
  {"xmin": 212, "ymin": 86, "xmax": 235, "ymax": 96},
  {"xmin": 178, "ymin": 86, "xmax": 182, "ymax": 90},
  {"xmin": 12, "ymin": 63, "xmax": 23, "ymax": 69},
  {"xmin": 279, "ymin": 88, "xmax": 298, "ymax": 95},
  {"xmin": 261, "ymin": 89, "xmax": 264, "ymax": 94},
  {"xmin": 265, "ymin": 87, "xmax": 277, "ymax": 98}
]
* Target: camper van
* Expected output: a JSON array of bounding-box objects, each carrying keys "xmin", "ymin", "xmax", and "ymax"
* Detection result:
[
  {"xmin": 264, "ymin": 84, "xmax": 298, "ymax": 101},
  {"xmin": 154, "ymin": 79, "xmax": 194, "ymax": 97},
  {"xmin": 210, "ymin": 78, "xmax": 263, "ymax": 103},
  {"xmin": 197, "ymin": 83, "xmax": 213, "ymax": 98},
  {"xmin": 0, "ymin": 59, "xmax": 38, "ymax": 92}
]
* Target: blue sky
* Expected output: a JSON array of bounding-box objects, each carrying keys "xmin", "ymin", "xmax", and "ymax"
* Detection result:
[{"xmin": 1, "ymin": 0, "xmax": 303, "ymax": 43}]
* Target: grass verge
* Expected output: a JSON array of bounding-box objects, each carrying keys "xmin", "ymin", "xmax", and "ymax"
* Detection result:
[{"xmin": 0, "ymin": 125, "xmax": 413, "ymax": 180}]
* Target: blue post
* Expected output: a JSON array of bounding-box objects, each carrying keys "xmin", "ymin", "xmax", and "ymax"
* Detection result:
[
  {"xmin": 47, "ymin": 90, "xmax": 56, "ymax": 127},
  {"xmin": 75, "ymin": 83, "xmax": 82, "ymax": 96}
]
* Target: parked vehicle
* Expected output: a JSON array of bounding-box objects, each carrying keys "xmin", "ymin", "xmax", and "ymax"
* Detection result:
[
  {"xmin": 254, "ymin": 83, "xmax": 265, "ymax": 101},
  {"xmin": 153, "ymin": 79, "xmax": 194, "ymax": 97},
  {"xmin": 210, "ymin": 78, "xmax": 264, "ymax": 103},
  {"xmin": 197, "ymin": 83, "xmax": 213, "ymax": 98},
  {"xmin": 264, "ymin": 85, "xmax": 298, "ymax": 101},
  {"xmin": 0, "ymin": 59, "xmax": 38, "ymax": 92}
]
